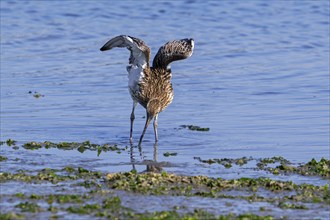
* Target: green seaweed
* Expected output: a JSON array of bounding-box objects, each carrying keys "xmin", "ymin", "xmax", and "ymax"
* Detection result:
[
  {"xmin": 15, "ymin": 202, "xmax": 42, "ymax": 212},
  {"xmin": 29, "ymin": 194, "xmax": 43, "ymax": 199},
  {"xmin": 0, "ymin": 167, "xmax": 103, "ymax": 184},
  {"xmin": 29, "ymin": 91, "xmax": 44, "ymax": 98},
  {"xmin": 18, "ymin": 141, "xmax": 125, "ymax": 156},
  {"xmin": 196, "ymin": 156, "xmax": 329, "ymax": 178},
  {"xmin": 66, "ymin": 204, "xmax": 101, "ymax": 215},
  {"xmin": 33, "ymin": 93, "xmax": 44, "ymax": 98},
  {"xmin": 265, "ymin": 158, "xmax": 330, "ymax": 177},
  {"xmin": 121, "ymin": 209, "xmax": 274, "ymax": 220},
  {"xmin": 180, "ymin": 125, "xmax": 210, "ymax": 131},
  {"xmin": 1, "ymin": 164, "xmax": 328, "ymax": 206},
  {"xmin": 102, "ymin": 196, "xmax": 121, "ymax": 209},
  {"xmin": 163, "ymin": 152, "xmax": 178, "ymax": 157},
  {"xmin": 47, "ymin": 194, "xmax": 88, "ymax": 204},
  {"xmin": 14, "ymin": 193, "xmax": 25, "ymax": 198},
  {"xmin": 0, "ymin": 155, "xmax": 8, "ymax": 162},
  {"xmin": 0, "ymin": 212, "xmax": 25, "ymax": 220},
  {"xmin": 194, "ymin": 157, "xmax": 253, "ymax": 168},
  {"xmin": 1, "ymin": 154, "xmax": 329, "ymax": 219},
  {"xmin": 299, "ymin": 157, "xmax": 330, "ymax": 177},
  {"xmin": 105, "ymin": 171, "xmax": 330, "ymax": 204},
  {"xmin": 0, "ymin": 192, "xmax": 277, "ymax": 220},
  {"xmin": 4, "ymin": 139, "xmax": 17, "ymax": 146},
  {"xmin": 23, "ymin": 141, "xmax": 43, "ymax": 150},
  {"xmin": 278, "ymin": 201, "xmax": 308, "ymax": 210}
]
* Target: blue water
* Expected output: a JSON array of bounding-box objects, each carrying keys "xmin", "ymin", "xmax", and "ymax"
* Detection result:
[{"xmin": 1, "ymin": 1, "xmax": 329, "ymax": 173}]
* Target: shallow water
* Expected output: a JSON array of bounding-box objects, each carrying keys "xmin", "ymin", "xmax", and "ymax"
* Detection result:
[{"xmin": 1, "ymin": 0, "xmax": 329, "ymax": 218}]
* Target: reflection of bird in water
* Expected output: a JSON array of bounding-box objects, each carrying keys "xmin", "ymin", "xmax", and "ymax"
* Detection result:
[
  {"xmin": 146, "ymin": 143, "xmax": 162, "ymax": 173},
  {"xmin": 130, "ymin": 143, "xmax": 164, "ymax": 173},
  {"xmin": 100, "ymin": 35, "xmax": 194, "ymax": 145}
]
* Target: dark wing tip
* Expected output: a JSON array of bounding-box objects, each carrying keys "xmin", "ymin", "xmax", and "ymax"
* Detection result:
[
  {"xmin": 99, "ymin": 35, "xmax": 127, "ymax": 52},
  {"xmin": 183, "ymin": 38, "xmax": 194, "ymax": 48}
]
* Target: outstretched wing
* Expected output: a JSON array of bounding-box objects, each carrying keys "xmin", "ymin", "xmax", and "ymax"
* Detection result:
[
  {"xmin": 152, "ymin": 38, "xmax": 194, "ymax": 69},
  {"xmin": 100, "ymin": 35, "xmax": 150, "ymax": 68}
]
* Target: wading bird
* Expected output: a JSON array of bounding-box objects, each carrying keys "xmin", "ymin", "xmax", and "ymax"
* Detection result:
[{"xmin": 100, "ymin": 35, "xmax": 194, "ymax": 145}]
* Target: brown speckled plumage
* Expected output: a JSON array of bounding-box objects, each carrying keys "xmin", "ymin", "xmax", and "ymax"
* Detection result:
[
  {"xmin": 138, "ymin": 68, "xmax": 173, "ymax": 111},
  {"xmin": 100, "ymin": 35, "xmax": 194, "ymax": 145}
]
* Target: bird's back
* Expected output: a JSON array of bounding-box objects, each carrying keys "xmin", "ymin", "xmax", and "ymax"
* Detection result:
[{"xmin": 136, "ymin": 68, "xmax": 173, "ymax": 113}]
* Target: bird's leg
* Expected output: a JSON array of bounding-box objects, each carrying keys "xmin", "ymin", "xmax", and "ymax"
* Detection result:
[
  {"xmin": 153, "ymin": 142, "xmax": 158, "ymax": 162},
  {"xmin": 153, "ymin": 114, "xmax": 159, "ymax": 143},
  {"xmin": 138, "ymin": 113, "xmax": 152, "ymax": 146},
  {"xmin": 130, "ymin": 101, "xmax": 137, "ymax": 143},
  {"xmin": 129, "ymin": 143, "xmax": 136, "ymax": 172}
]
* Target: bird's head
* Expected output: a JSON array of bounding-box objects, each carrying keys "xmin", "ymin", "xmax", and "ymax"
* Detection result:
[{"xmin": 146, "ymin": 99, "xmax": 162, "ymax": 119}]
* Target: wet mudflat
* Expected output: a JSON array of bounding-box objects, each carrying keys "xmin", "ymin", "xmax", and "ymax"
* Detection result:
[{"xmin": 1, "ymin": 140, "xmax": 329, "ymax": 219}]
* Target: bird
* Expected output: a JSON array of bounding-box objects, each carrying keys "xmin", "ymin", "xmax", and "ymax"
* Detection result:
[{"xmin": 100, "ymin": 35, "xmax": 194, "ymax": 145}]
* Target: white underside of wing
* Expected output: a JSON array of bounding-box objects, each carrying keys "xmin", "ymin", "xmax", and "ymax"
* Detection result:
[
  {"xmin": 122, "ymin": 36, "xmax": 148, "ymax": 99},
  {"xmin": 123, "ymin": 36, "xmax": 148, "ymax": 68},
  {"xmin": 127, "ymin": 65, "xmax": 144, "ymax": 98}
]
